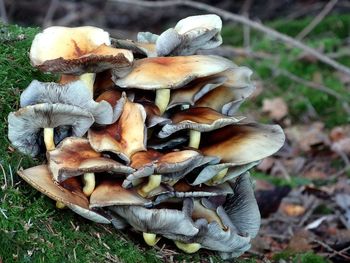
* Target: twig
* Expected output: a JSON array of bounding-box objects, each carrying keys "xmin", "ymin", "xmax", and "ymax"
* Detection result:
[
  {"xmin": 296, "ymin": 0, "xmax": 338, "ymax": 40},
  {"xmin": 108, "ymin": 0, "xmax": 350, "ymax": 76},
  {"xmin": 313, "ymin": 239, "xmax": 350, "ymax": 260},
  {"xmin": 0, "ymin": 0, "xmax": 7, "ymax": 24},
  {"xmin": 42, "ymin": 0, "xmax": 59, "ymax": 27}
]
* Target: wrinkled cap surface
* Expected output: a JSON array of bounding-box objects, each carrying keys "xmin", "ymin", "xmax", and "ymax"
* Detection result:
[
  {"xmin": 47, "ymin": 137, "xmax": 134, "ymax": 182},
  {"xmin": 8, "ymin": 103, "xmax": 94, "ymax": 156}
]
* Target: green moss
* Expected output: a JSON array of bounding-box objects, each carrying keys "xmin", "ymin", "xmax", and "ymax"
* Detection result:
[{"xmin": 273, "ymin": 251, "xmax": 329, "ymax": 263}]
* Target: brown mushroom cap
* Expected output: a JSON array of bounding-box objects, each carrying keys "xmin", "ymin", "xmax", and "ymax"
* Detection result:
[
  {"xmin": 8, "ymin": 103, "xmax": 94, "ymax": 156},
  {"xmin": 30, "ymin": 26, "xmax": 133, "ymax": 74},
  {"xmin": 48, "ymin": 137, "xmax": 134, "ymax": 182},
  {"xmin": 88, "ymin": 97, "xmax": 147, "ymax": 163},
  {"xmin": 17, "ymin": 165, "xmax": 111, "ymax": 223},
  {"xmin": 90, "ymin": 179, "xmax": 151, "ymax": 208},
  {"xmin": 114, "ymin": 55, "xmax": 235, "ymax": 90},
  {"xmin": 158, "ymin": 107, "xmax": 244, "ymax": 138},
  {"xmin": 199, "ymin": 123, "xmax": 285, "ymax": 165}
]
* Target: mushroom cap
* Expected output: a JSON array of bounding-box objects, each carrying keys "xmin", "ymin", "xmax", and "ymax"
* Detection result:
[
  {"xmin": 114, "ymin": 55, "xmax": 235, "ymax": 90},
  {"xmin": 17, "ymin": 165, "xmax": 110, "ymax": 223},
  {"xmin": 158, "ymin": 107, "xmax": 244, "ymax": 138},
  {"xmin": 90, "ymin": 179, "xmax": 151, "ymax": 208},
  {"xmin": 199, "ymin": 123, "xmax": 285, "ymax": 165},
  {"xmin": 20, "ymin": 80, "xmax": 114, "ymax": 125},
  {"xmin": 195, "ymin": 67, "xmax": 255, "ymax": 115},
  {"xmin": 30, "ymin": 26, "xmax": 133, "ymax": 74},
  {"xmin": 95, "ymin": 90, "xmax": 127, "ymax": 123},
  {"xmin": 8, "ymin": 103, "xmax": 94, "ymax": 156},
  {"xmin": 191, "ymin": 161, "xmax": 259, "ymax": 185},
  {"xmin": 48, "ymin": 137, "xmax": 134, "ymax": 182},
  {"xmin": 112, "ymin": 38, "xmax": 157, "ymax": 58},
  {"xmin": 174, "ymin": 14, "xmax": 222, "ymax": 36},
  {"xmin": 88, "ymin": 98, "xmax": 147, "ymax": 163},
  {"xmin": 137, "ymin": 100, "xmax": 171, "ymax": 128},
  {"xmin": 109, "ymin": 204, "xmax": 199, "ymax": 241}
]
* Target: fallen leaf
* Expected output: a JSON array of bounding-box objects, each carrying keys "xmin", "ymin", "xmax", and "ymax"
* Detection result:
[
  {"xmin": 288, "ymin": 229, "xmax": 313, "ymax": 252},
  {"xmin": 280, "ymin": 203, "xmax": 306, "ymax": 217},
  {"xmin": 262, "ymin": 97, "xmax": 288, "ymax": 120}
]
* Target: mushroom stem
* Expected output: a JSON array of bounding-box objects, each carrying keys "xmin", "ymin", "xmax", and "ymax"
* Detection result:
[
  {"xmin": 138, "ymin": 174, "xmax": 161, "ymax": 197},
  {"xmin": 83, "ymin": 172, "xmax": 96, "ymax": 196},
  {"xmin": 155, "ymin": 89, "xmax": 170, "ymax": 115},
  {"xmin": 44, "ymin": 128, "xmax": 55, "ymax": 151},
  {"xmin": 79, "ymin": 73, "xmax": 96, "ymax": 95},
  {"xmin": 56, "ymin": 201, "xmax": 66, "ymax": 209},
  {"xmin": 174, "ymin": 241, "xmax": 201, "ymax": 253},
  {"xmin": 206, "ymin": 168, "xmax": 229, "ymax": 186},
  {"xmin": 143, "ymin": 232, "xmax": 161, "ymax": 246},
  {"xmin": 188, "ymin": 130, "xmax": 201, "ymax": 149}
]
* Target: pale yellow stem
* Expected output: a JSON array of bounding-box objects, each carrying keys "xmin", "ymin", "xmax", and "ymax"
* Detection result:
[
  {"xmin": 44, "ymin": 128, "xmax": 55, "ymax": 151},
  {"xmin": 189, "ymin": 130, "xmax": 201, "ymax": 149},
  {"xmin": 143, "ymin": 232, "xmax": 161, "ymax": 246},
  {"xmin": 138, "ymin": 174, "xmax": 161, "ymax": 197},
  {"xmin": 174, "ymin": 241, "xmax": 201, "ymax": 253},
  {"xmin": 155, "ymin": 89, "xmax": 170, "ymax": 115},
  {"xmin": 79, "ymin": 73, "xmax": 96, "ymax": 96},
  {"xmin": 206, "ymin": 168, "xmax": 229, "ymax": 186},
  {"xmin": 83, "ymin": 172, "xmax": 95, "ymax": 196}
]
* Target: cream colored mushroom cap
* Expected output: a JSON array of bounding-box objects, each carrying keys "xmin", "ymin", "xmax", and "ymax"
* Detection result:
[
  {"xmin": 30, "ymin": 26, "xmax": 111, "ymax": 66},
  {"xmin": 174, "ymin": 14, "xmax": 222, "ymax": 34}
]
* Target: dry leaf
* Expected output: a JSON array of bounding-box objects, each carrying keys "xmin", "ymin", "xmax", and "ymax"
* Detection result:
[
  {"xmin": 280, "ymin": 203, "xmax": 306, "ymax": 217},
  {"xmin": 262, "ymin": 97, "xmax": 288, "ymax": 120}
]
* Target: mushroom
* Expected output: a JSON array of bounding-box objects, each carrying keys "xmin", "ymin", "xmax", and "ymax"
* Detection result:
[
  {"xmin": 113, "ymin": 55, "xmax": 236, "ymax": 114},
  {"xmin": 158, "ymin": 107, "xmax": 244, "ymax": 148},
  {"xmin": 8, "ymin": 103, "xmax": 94, "ymax": 156},
  {"xmin": 20, "ymin": 80, "xmax": 114, "ymax": 125},
  {"xmin": 112, "ymin": 38, "xmax": 157, "ymax": 58},
  {"xmin": 109, "ymin": 200, "xmax": 199, "ymax": 247},
  {"xmin": 194, "ymin": 123, "xmax": 284, "ymax": 183},
  {"xmin": 124, "ymin": 149, "xmax": 219, "ymax": 196},
  {"xmin": 90, "ymin": 179, "xmax": 151, "ymax": 208},
  {"xmin": 156, "ymin": 14, "xmax": 222, "ymax": 56},
  {"xmin": 47, "ymin": 137, "xmax": 134, "ymax": 196},
  {"xmin": 195, "ymin": 67, "xmax": 255, "ymax": 116},
  {"xmin": 88, "ymin": 96, "xmax": 147, "ymax": 163},
  {"xmin": 30, "ymin": 26, "xmax": 133, "ymax": 75},
  {"xmin": 17, "ymin": 165, "xmax": 111, "ymax": 223}
]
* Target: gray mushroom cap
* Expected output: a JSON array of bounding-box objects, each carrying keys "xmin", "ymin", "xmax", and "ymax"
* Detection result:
[
  {"xmin": 109, "ymin": 204, "xmax": 199, "ymax": 241},
  {"xmin": 8, "ymin": 103, "xmax": 94, "ymax": 156},
  {"xmin": 20, "ymin": 80, "xmax": 114, "ymax": 125}
]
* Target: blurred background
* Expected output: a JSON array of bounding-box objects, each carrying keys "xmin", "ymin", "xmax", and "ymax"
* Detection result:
[{"xmin": 1, "ymin": 0, "xmax": 350, "ymax": 262}]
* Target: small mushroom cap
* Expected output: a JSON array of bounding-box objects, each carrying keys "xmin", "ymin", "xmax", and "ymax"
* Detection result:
[
  {"xmin": 8, "ymin": 103, "xmax": 94, "ymax": 156},
  {"xmin": 200, "ymin": 123, "xmax": 285, "ymax": 165},
  {"xmin": 112, "ymin": 38, "xmax": 157, "ymax": 58},
  {"xmin": 110, "ymin": 204, "xmax": 199, "ymax": 240},
  {"xmin": 30, "ymin": 26, "xmax": 133, "ymax": 74},
  {"xmin": 191, "ymin": 161, "xmax": 259, "ymax": 185},
  {"xmin": 114, "ymin": 55, "xmax": 235, "ymax": 90},
  {"xmin": 168, "ymin": 74, "xmax": 227, "ymax": 109},
  {"xmin": 90, "ymin": 180, "xmax": 151, "ymax": 208},
  {"xmin": 195, "ymin": 67, "xmax": 255, "ymax": 115},
  {"xmin": 174, "ymin": 14, "xmax": 222, "ymax": 36},
  {"xmin": 17, "ymin": 165, "xmax": 110, "ymax": 223},
  {"xmin": 95, "ymin": 90, "xmax": 127, "ymax": 123},
  {"xmin": 20, "ymin": 80, "xmax": 114, "ymax": 125},
  {"xmin": 88, "ymin": 98, "xmax": 147, "ymax": 163},
  {"xmin": 48, "ymin": 137, "xmax": 134, "ymax": 182},
  {"xmin": 158, "ymin": 107, "xmax": 244, "ymax": 138}
]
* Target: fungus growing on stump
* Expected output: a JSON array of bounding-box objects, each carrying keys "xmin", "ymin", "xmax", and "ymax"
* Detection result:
[{"xmin": 8, "ymin": 14, "xmax": 285, "ymax": 260}]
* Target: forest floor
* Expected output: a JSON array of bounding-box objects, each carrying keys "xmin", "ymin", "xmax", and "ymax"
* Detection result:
[{"xmin": 1, "ymin": 13, "xmax": 350, "ymax": 263}]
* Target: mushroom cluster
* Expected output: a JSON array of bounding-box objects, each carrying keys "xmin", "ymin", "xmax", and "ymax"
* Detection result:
[{"xmin": 8, "ymin": 15, "xmax": 285, "ymax": 259}]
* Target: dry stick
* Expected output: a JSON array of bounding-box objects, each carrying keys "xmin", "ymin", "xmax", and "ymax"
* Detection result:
[
  {"xmin": 313, "ymin": 239, "xmax": 350, "ymax": 260},
  {"xmin": 42, "ymin": 0, "xmax": 59, "ymax": 27},
  {"xmin": 0, "ymin": 0, "xmax": 7, "ymax": 24},
  {"xmin": 296, "ymin": 0, "xmax": 338, "ymax": 40},
  {"xmin": 108, "ymin": 0, "xmax": 350, "ymax": 76}
]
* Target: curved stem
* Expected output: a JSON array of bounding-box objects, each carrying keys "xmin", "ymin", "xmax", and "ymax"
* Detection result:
[
  {"xmin": 155, "ymin": 89, "xmax": 170, "ymax": 115},
  {"xmin": 188, "ymin": 130, "xmax": 201, "ymax": 149},
  {"xmin": 206, "ymin": 168, "xmax": 228, "ymax": 185},
  {"xmin": 174, "ymin": 241, "xmax": 201, "ymax": 253},
  {"xmin": 143, "ymin": 232, "xmax": 160, "ymax": 246},
  {"xmin": 44, "ymin": 128, "xmax": 55, "ymax": 151},
  {"xmin": 79, "ymin": 73, "xmax": 96, "ymax": 96},
  {"xmin": 138, "ymin": 174, "xmax": 161, "ymax": 197},
  {"xmin": 83, "ymin": 173, "xmax": 96, "ymax": 196}
]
